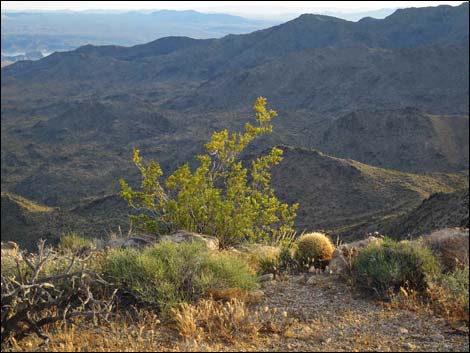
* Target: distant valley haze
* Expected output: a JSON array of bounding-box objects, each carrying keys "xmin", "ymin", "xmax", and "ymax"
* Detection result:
[{"xmin": 1, "ymin": 1, "xmax": 466, "ymax": 60}]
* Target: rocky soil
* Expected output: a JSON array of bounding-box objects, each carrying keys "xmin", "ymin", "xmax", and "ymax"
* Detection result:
[
  {"xmin": 245, "ymin": 274, "xmax": 469, "ymax": 352},
  {"xmin": 6, "ymin": 272, "xmax": 469, "ymax": 352}
]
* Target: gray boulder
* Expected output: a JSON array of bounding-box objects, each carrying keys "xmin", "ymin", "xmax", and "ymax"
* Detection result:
[
  {"xmin": 159, "ymin": 230, "xmax": 219, "ymax": 251},
  {"xmin": 106, "ymin": 235, "xmax": 155, "ymax": 249}
]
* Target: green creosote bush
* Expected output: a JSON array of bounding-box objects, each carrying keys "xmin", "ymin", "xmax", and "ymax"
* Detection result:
[
  {"xmin": 103, "ymin": 241, "xmax": 256, "ymax": 314},
  {"xmin": 294, "ymin": 232, "xmax": 335, "ymax": 269},
  {"xmin": 351, "ymin": 238, "xmax": 441, "ymax": 297},
  {"xmin": 119, "ymin": 97, "xmax": 298, "ymax": 249}
]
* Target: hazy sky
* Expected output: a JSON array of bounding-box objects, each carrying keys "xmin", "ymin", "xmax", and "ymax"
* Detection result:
[{"xmin": 1, "ymin": 1, "xmax": 465, "ymax": 19}]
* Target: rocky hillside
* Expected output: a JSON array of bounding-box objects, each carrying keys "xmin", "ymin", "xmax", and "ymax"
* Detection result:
[
  {"xmin": 313, "ymin": 108, "xmax": 469, "ymax": 173},
  {"xmin": 3, "ymin": 146, "xmax": 467, "ymax": 249},
  {"xmin": 2, "ymin": 4, "xmax": 468, "ymax": 113},
  {"xmin": 0, "ymin": 192, "xmax": 131, "ymax": 250},
  {"xmin": 387, "ymin": 188, "xmax": 469, "ymax": 238},
  {"xmin": 1, "ymin": 192, "xmax": 60, "ymax": 247},
  {"xmin": 267, "ymin": 146, "xmax": 468, "ymax": 232},
  {"xmin": 1, "ymin": 3, "xmax": 469, "ymax": 244}
]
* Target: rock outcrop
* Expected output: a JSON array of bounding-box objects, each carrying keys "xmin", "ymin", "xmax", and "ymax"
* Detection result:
[{"xmin": 159, "ymin": 230, "xmax": 219, "ymax": 250}]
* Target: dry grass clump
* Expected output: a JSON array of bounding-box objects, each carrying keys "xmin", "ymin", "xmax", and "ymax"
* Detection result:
[
  {"xmin": 2, "ymin": 309, "xmax": 168, "ymax": 352},
  {"xmin": 171, "ymin": 298, "xmax": 295, "ymax": 344},
  {"xmin": 423, "ymin": 228, "xmax": 469, "ymax": 272},
  {"xmin": 294, "ymin": 232, "xmax": 334, "ymax": 269},
  {"xmin": 389, "ymin": 266, "xmax": 469, "ymax": 326}
]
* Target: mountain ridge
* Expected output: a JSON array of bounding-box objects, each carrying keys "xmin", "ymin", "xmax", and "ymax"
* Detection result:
[{"xmin": 1, "ymin": 2, "xmax": 469, "ymax": 244}]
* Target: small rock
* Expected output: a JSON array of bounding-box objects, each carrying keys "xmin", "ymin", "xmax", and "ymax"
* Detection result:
[
  {"xmin": 296, "ymin": 274, "xmax": 308, "ymax": 284},
  {"xmin": 308, "ymin": 266, "xmax": 317, "ymax": 273},
  {"xmin": 247, "ymin": 289, "xmax": 265, "ymax": 303},
  {"xmin": 107, "ymin": 236, "xmax": 154, "ymax": 249},
  {"xmin": 160, "ymin": 230, "xmax": 219, "ymax": 250},
  {"xmin": 299, "ymin": 326, "xmax": 313, "ymax": 338},
  {"xmin": 257, "ymin": 273, "xmax": 274, "ymax": 282},
  {"xmin": 306, "ymin": 276, "xmax": 318, "ymax": 285},
  {"xmin": 402, "ymin": 342, "xmax": 415, "ymax": 351},
  {"xmin": 284, "ymin": 329, "xmax": 295, "ymax": 338},
  {"xmin": 399, "ymin": 327, "xmax": 409, "ymax": 334},
  {"xmin": 430, "ymin": 333, "xmax": 444, "ymax": 341}
]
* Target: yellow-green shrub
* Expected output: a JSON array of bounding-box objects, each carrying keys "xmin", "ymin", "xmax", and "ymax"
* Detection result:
[
  {"xmin": 119, "ymin": 97, "xmax": 298, "ymax": 248},
  {"xmin": 294, "ymin": 232, "xmax": 334, "ymax": 269}
]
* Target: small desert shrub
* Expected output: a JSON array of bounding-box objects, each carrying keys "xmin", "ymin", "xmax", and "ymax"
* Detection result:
[
  {"xmin": 242, "ymin": 245, "xmax": 280, "ymax": 275},
  {"xmin": 242, "ymin": 244, "xmax": 297, "ymax": 275},
  {"xmin": 427, "ymin": 265, "xmax": 469, "ymax": 323},
  {"xmin": 104, "ymin": 241, "xmax": 256, "ymax": 314},
  {"xmin": 423, "ymin": 229, "xmax": 469, "ymax": 272},
  {"xmin": 294, "ymin": 232, "xmax": 334, "ymax": 269},
  {"xmin": 258, "ymin": 256, "xmax": 279, "ymax": 275},
  {"xmin": 254, "ymin": 246, "xmax": 299, "ymax": 275},
  {"xmin": 278, "ymin": 245, "xmax": 298, "ymax": 273},
  {"xmin": 59, "ymin": 233, "xmax": 96, "ymax": 252},
  {"xmin": 202, "ymin": 252, "xmax": 257, "ymax": 291},
  {"xmin": 352, "ymin": 238, "xmax": 440, "ymax": 297}
]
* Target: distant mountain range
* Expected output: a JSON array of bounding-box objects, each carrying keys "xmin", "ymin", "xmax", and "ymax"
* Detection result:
[
  {"xmin": 1, "ymin": 2, "xmax": 469, "ymax": 244},
  {"xmin": 1, "ymin": 10, "xmax": 278, "ymax": 57}
]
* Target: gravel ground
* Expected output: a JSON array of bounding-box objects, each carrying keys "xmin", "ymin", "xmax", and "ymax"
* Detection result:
[
  {"xmin": 244, "ymin": 274, "xmax": 469, "ymax": 352},
  {"xmin": 6, "ymin": 274, "xmax": 469, "ymax": 352}
]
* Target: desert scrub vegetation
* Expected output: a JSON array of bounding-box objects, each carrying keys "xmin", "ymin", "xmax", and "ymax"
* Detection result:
[
  {"xmin": 120, "ymin": 97, "xmax": 298, "ymax": 248},
  {"xmin": 427, "ymin": 265, "xmax": 469, "ymax": 324},
  {"xmin": 254, "ymin": 244, "xmax": 299, "ymax": 276},
  {"xmin": 351, "ymin": 238, "xmax": 440, "ymax": 297},
  {"xmin": 103, "ymin": 241, "xmax": 256, "ymax": 314},
  {"xmin": 294, "ymin": 232, "xmax": 335, "ymax": 270},
  {"xmin": 58, "ymin": 233, "xmax": 97, "ymax": 252},
  {"xmin": 171, "ymin": 298, "xmax": 295, "ymax": 344},
  {"xmin": 1, "ymin": 240, "xmax": 113, "ymax": 345}
]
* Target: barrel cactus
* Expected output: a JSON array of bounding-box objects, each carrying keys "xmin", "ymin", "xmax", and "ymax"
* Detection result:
[{"xmin": 295, "ymin": 232, "xmax": 334, "ymax": 269}]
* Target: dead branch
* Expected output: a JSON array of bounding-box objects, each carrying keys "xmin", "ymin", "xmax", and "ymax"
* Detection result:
[{"xmin": 1, "ymin": 240, "xmax": 115, "ymax": 345}]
